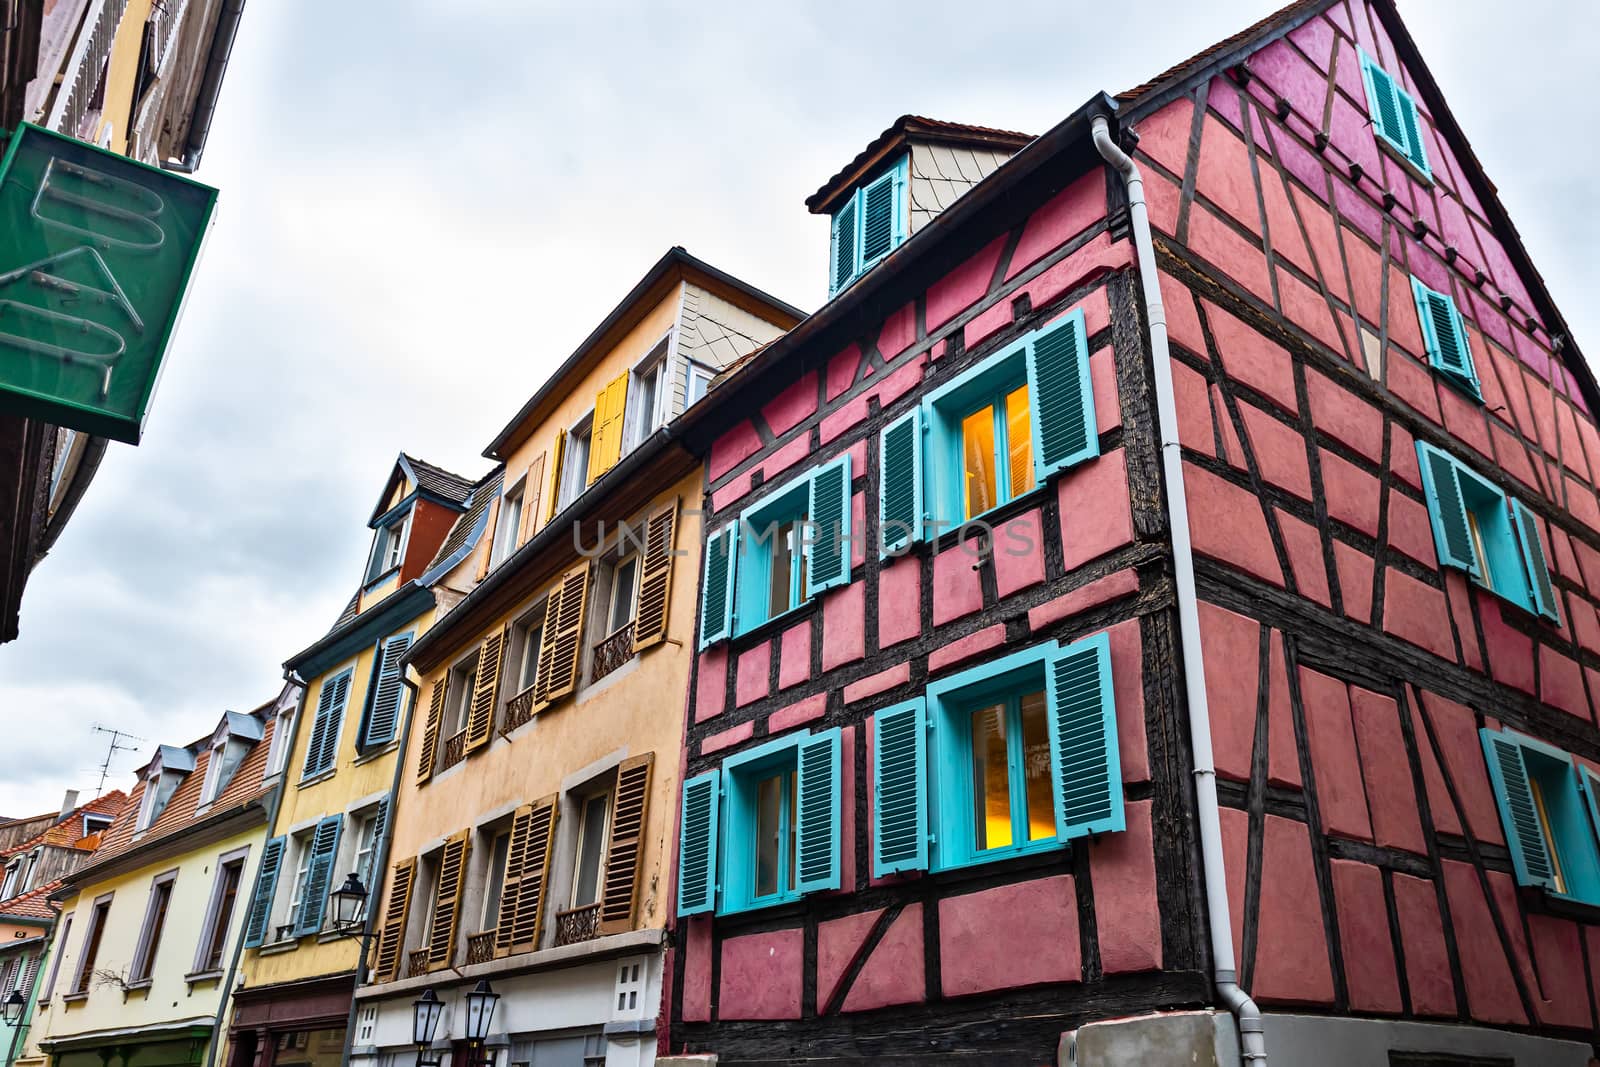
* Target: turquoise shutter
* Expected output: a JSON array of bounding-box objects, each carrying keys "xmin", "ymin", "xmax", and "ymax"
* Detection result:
[
  {"xmin": 1395, "ymin": 86, "xmax": 1431, "ymax": 177},
  {"xmin": 1415, "ymin": 442, "xmax": 1479, "ymax": 575},
  {"xmin": 872, "ymin": 698, "xmax": 929, "ymax": 877},
  {"xmin": 1580, "ymin": 766, "xmax": 1600, "ymax": 852},
  {"xmin": 698, "ymin": 523, "xmax": 739, "ymax": 648},
  {"xmin": 1411, "ymin": 278, "xmax": 1478, "ymax": 396},
  {"xmin": 300, "ymin": 682, "xmax": 335, "ymax": 779},
  {"xmin": 1026, "ymin": 309, "xmax": 1099, "ymax": 480},
  {"xmin": 859, "ymin": 167, "xmax": 898, "ymax": 266},
  {"xmin": 1360, "ymin": 52, "xmax": 1408, "ymax": 156},
  {"xmin": 1511, "ymin": 499, "xmax": 1561, "ymax": 624},
  {"xmin": 830, "ymin": 196, "xmax": 858, "ymax": 295},
  {"xmin": 293, "ymin": 815, "xmax": 344, "ymax": 936},
  {"xmin": 303, "ymin": 670, "xmax": 352, "ymax": 778},
  {"xmin": 795, "ymin": 728, "xmax": 842, "ymax": 894},
  {"xmin": 242, "ymin": 836, "xmax": 285, "ymax": 947},
  {"xmin": 364, "ymin": 797, "xmax": 390, "ymax": 885},
  {"xmin": 364, "ymin": 632, "xmax": 413, "ymax": 747},
  {"xmin": 677, "ymin": 770, "xmax": 720, "ymax": 916},
  {"xmin": 1044, "ymin": 632, "xmax": 1124, "ymax": 839},
  {"xmin": 1479, "ymin": 729, "xmax": 1558, "ymax": 891},
  {"xmin": 879, "ymin": 407, "xmax": 923, "ymax": 557},
  {"xmin": 805, "ymin": 454, "xmax": 852, "ymax": 595}
]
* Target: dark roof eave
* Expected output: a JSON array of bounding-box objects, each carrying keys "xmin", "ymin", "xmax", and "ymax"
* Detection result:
[
  {"xmin": 284, "ymin": 581, "xmax": 433, "ymax": 678},
  {"xmin": 805, "ymin": 115, "xmax": 1037, "ymax": 215},
  {"xmin": 57, "ymin": 797, "xmax": 269, "ymax": 894}
]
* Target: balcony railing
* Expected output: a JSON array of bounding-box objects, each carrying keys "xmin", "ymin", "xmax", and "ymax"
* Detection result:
[
  {"xmin": 553, "ymin": 903, "xmax": 601, "ymax": 947},
  {"xmin": 441, "ymin": 729, "xmax": 467, "ymax": 771},
  {"xmin": 502, "ymin": 685, "xmax": 537, "ymax": 735},
  {"xmin": 465, "ymin": 930, "xmax": 496, "ymax": 966},
  {"xmin": 407, "ymin": 949, "xmax": 431, "ymax": 978},
  {"xmin": 591, "ymin": 623, "xmax": 635, "ymax": 684}
]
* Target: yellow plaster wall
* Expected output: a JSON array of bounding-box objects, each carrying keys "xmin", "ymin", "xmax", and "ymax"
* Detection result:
[{"xmin": 96, "ymin": 0, "xmax": 153, "ymax": 154}]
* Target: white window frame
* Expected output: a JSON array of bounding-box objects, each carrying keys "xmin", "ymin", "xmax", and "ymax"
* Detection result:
[
  {"xmin": 481, "ymin": 829, "xmax": 512, "ymax": 932},
  {"xmin": 512, "ymin": 608, "xmax": 544, "ymax": 697},
  {"xmin": 684, "ymin": 360, "xmax": 716, "ymax": 408},
  {"xmin": 191, "ymin": 846, "xmax": 248, "ymax": 976},
  {"xmin": 351, "ymin": 809, "xmax": 380, "ymax": 891},
  {"xmin": 446, "ymin": 649, "xmax": 480, "ymax": 736},
  {"xmin": 129, "ymin": 869, "xmax": 178, "ymax": 984},
  {"xmin": 493, "ymin": 478, "xmax": 526, "ymax": 567},
  {"xmin": 1, "ymin": 863, "xmax": 19, "ymax": 900},
  {"xmin": 284, "ymin": 832, "xmax": 316, "ymax": 937},
  {"xmin": 267, "ymin": 689, "xmax": 300, "ymax": 778},
  {"xmin": 39, "ymin": 912, "xmax": 71, "ymax": 1002},
  {"xmin": 625, "ymin": 340, "xmax": 670, "ymax": 451},
  {"xmin": 569, "ymin": 786, "xmax": 613, "ymax": 909},
  {"xmin": 605, "ymin": 553, "xmax": 640, "ymax": 637},
  {"xmin": 558, "ymin": 413, "xmax": 594, "ymax": 511}
]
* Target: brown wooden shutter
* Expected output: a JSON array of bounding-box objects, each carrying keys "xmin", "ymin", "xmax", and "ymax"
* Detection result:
[
  {"xmin": 371, "ymin": 858, "xmax": 416, "ymax": 982},
  {"xmin": 532, "ymin": 584, "xmax": 564, "ymax": 705},
  {"xmin": 464, "ymin": 627, "xmax": 507, "ymax": 754},
  {"xmin": 492, "ymin": 804, "xmax": 534, "ymax": 957},
  {"xmin": 520, "ymin": 453, "xmax": 546, "ymax": 545},
  {"xmin": 546, "ymin": 429, "xmax": 566, "ymax": 523},
  {"xmin": 426, "ymin": 831, "xmax": 470, "ymax": 969},
  {"xmin": 415, "ymin": 680, "xmax": 446, "ymax": 784},
  {"xmin": 476, "ymin": 497, "xmax": 501, "ymax": 582},
  {"xmin": 632, "ymin": 500, "xmax": 678, "ymax": 652},
  {"xmin": 505, "ymin": 794, "xmax": 558, "ymax": 954},
  {"xmin": 599, "ymin": 753, "xmax": 654, "ymax": 934},
  {"xmin": 541, "ymin": 563, "xmax": 590, "ymax": 703}
]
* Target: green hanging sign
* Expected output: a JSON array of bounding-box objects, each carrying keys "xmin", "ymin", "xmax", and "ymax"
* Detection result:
[{"xmin": 0, "ymin": 123, "xmax": 218, "ymax": 444}]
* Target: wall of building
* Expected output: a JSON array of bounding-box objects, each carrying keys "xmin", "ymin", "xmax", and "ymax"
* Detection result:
[{"xmin": 907, "ymin": 142, "xmax": 1015, "ymax": 235}]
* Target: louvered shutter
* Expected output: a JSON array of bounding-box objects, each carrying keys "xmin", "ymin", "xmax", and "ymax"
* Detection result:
[
  {"xmin": 426, "ymin": 831, "xmax": 470, "ymax": 968},
  {"xmin": 859, "ymin": 168, "xmax": 898, "ymax": 266},
  {"xmin": 1045, "ymin": 633, "xmax": 1125, "ymax": 839},
  {"xmin": 1395, "ymin": 86, "xmax": 1430, "ymax": 175},
  {"xmin": 547, "ymin": 429, "xmax": 566, "ymax": 522},
  {"xmin": 1579, "ymin": 766, "xmax": 1600, "ymax": 853},
  {"xmin": 300, "ymin": 678, "xmax": 337, "ymax": 779},
  {"xmin": 372, "ymin": 858, "xmax": 415, "ymax": 981},
  {"xmin": 806, "ymin": 454, "xmax": 852, "ymax": 595},
  {"xmin": 632, "ymin": 501, "xmax": 678, "ymax": 651},
  {"xmin": 520, "ymin": 453, "xmax": 546, "ymax": 544},
  {"xmin": 1411, "ymin": 278, "xmax": 1478, "ymax": 396},
  {"xmin": 795, "ymin": 729, "xmax": 842, "ymax": 894},
  {"xmin": 364, "ymin": 798, "xmax": 390, "ymax": 885},
  {"xmin": 1415, "ymin": 442, "xmax": 1479, "ymax": 574},
  {"xmin": 1026, "ymin": 309, "xmax": 1098, "ymax": 480},
  {"xmin": 698, "ymin": 523, "xmax": 738, "ymax": 648},
  {"xmin": 242, "ymin": 836, "xmax": 285, "ymax": 948},
  {"xmin": 532, "ymin": 585, "xmax": 564, "ymax": 703},
  {"xmin": 18, "ymin": 951, "xmax": 38, "ymax": 995},
  {"xmin": 677, "ymin": 770, "xmax": 720, "ymax": 916},
  {"xmin": 294, "ymin": 815, "xmax": 344, "ymax": 936},
  {"xmin": 1480, "ymin": 729, "xmax": 1558, "ymax": 890},
  {"xmin": 879, "ymin": 408, "xmax": 923, "ymax": 556},
  {"xmin": 1361, "ymin": 54, "xmax": 1409, "ymax": 156},
  {"xmin": 503, "ymin": 796, "xmax": 558, "ymax": 953},
  {"xmin": 364, "ymin": 632, "xmax": 413, "ymax": 747},
  {"xmin": 600, "ymin": 753, "xmax": 654, "ymax": 933},
  {"xmin": 588, "ymin": 372, "xmax": 630, "ymax": 483},
  {"xmin": 476, "ymin": 497, "xmax": 500, "ymax": 582},
  {"xmin": 415, "ymin": 680, "xmax": 445, "ymax": 784},
  {"xmin": 830, "ymin": 196, "xmax": 859, "ymax": 295},
  {"xmin": 1511, "ymin": 499, "xmax": 1561, "ymax": 624},
  {"xmin": 464, "ymin": 627, "xmax": 507, "ymax": 753},
  {"xmin": 538, "ymin": 564, "xmax": 589, "ymax": 703},
  {"xmin": 872, "ymin": 698, "xmax": 929, "ymax": 877}
]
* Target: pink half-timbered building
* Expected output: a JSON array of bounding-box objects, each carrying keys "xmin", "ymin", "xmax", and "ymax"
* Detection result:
[{"xmin": 662, "ymin": 1, "xmax": 1600, "ymax": 1064}]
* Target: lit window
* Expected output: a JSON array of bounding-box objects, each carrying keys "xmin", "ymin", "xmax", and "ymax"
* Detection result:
[
  {"xmin": 959, "ymin": 383, "xmax": 1034, "ymax": 519},
  {"xmin": 1482, "ymin": 728, "xmax": 1600, "ymax": 905},
  {"xmin": 966, "ymin": 691, "xmax": 1054, "ymax": 850}
]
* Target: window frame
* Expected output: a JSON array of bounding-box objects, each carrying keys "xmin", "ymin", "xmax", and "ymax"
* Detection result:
[
  {"xmin": 685, "ymin": 360, "xmax": 716, "ymax": 408},
  {"xmin": 364, "ymin": 508, "xmax": 413, "ymax": 588},
  {"xmin": 285, "ymin": 831, "xmax": 316, "ymax": 937},
  {"xmin": 300, "ymin": 665, "xmax": 355, "ymax": 781},
  {"xmin": 625, "ymin": 339, "xmax": 671, "ymax": 450},
  {"xmin": 729, "ymin": 454, "xmax": 853, "ymax": 638},
  {"xmin": 129, "ymin": 869, "xmax": 178, "ymax": 985},
  {"xmin": 481, "ymin": 829, "xmax": 512, "ymax": 933},
  {"xmin": 445, "ymin": 648, "xmax": 481, "ymax": 737},
  {"xmin": 71, "ymin": 895, "xmax": 113, "ymax": 995},
  {"xmin": 829, "ymin": 154, "xmax": 909, "ymax": 296},
  {"xmin": 39, "ymin": 912, "xmax": 71, "ymax": 1002},
  {"xmin": 569, "ymin": 787, "xmax": 614, "ymax": 910},
  {"xmin": 1410, "ymin": 276, "xmax": 1480, "ymax": 399},
  {"xmin": 1482, "ymin": 727, "xmax": 1600, "ymax": 906},
  {"xmin": 604, "ymin": 553, "xmax": 641, "ymax": 638},
  {"xmin": 492, "ymin": 478, "xmax": 526, "ymax": 567},
  {"xmin": 192, "ymin": 847, "xmax": 248, "ymax": 976},
  {"xmin": 558, "ymin": 413, "xmax": 595, "ymax": 511}
]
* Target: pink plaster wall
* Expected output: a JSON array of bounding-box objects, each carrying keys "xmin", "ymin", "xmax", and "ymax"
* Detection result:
[
  {"xmin": 939, "ymin": 875, "xmax": 1080, "ymax": 997},
  {"xmin": 719, "ymin": 929, "xmax": 804, "ymax": 1020}
]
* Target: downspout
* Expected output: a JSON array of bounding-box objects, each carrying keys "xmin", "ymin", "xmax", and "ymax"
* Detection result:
[
  {"xmin": 337, "ymin": 674, "xmax": 419, "ymax": 1067},
  {"xmin": 1091, "ymin": 114, "xmax": 1267, "ymax": 1066}
]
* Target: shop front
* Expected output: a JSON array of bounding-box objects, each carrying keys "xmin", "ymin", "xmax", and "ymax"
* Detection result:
[{"xmin": 226, "ymin": 973, "xmax": 352, "ymax": 1067}]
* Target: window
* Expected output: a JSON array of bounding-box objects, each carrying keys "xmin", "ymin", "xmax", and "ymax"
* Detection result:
[
  {"xmin": 493, "ymin": 481, "xmax": 524, "ymax": 566},
  {"xmin": 446, "ymin": 650, "xmax": 481, "ymax": 736},
  {"xmin": 291, "ymin": 816, "xmax": 343, "ymax": 937},
  {"xmin": 365, "ymin": 511, "xmax": 411, "ymax": 585},
  {"xmin": 482, "ymin": 831, "xmax": 511, "ymax": 931},
  {"xmin": 82, "ymin": 813, "xmax": 113, "ymax": 837},
  {"xmin": 958, "ymin": 382, "xmax": 1034, "ymax": 519},
  {"xmin": 130, "ymin": 871, "xmax": 176, "ymax": 983},
  {"xmin": 558, "ymin": 415, "xmax": 594, "ymax": 511},
  {"xmin": 1359, "ymin": 49, "xmax": 1431, "ymax": 180},
  {"xmin": 685, "ymin": 361, "xmax": 716, "ymax": 407},
  {"xmin": 360, "ymin": 632, "xmax": 414, "ymax": 749},
  {"xmin": 243, "ymin": 836, "xmax": 286, "ymax": 948},
  {"xmin": 571, "ymin": 791, "xmax": 611, "ymax": 909},
  {"xmin": 870, "ymin": 634, "xmax": 1123, "ymax": 876},
  {"xmin": 195, "ymin": 853, "xmax": 245, "ymax": 974},
  {"xmin": 268, "ymin": 690, "xmax": 298, "ymax": 778},
  {"xmin": 700, "ymin": 454, "xmax": 851, "ymax": 645},
  {"xmin": 0, "ymin": 863, "xmax": 19, "ymax": 900},
  {"xmin": 1410, "ymin": 277, "xmax": 1480, "ymax": 399},
  {"xmin": 287, "ymin": 832, "xmax": 314, "ymax": 935},
  {"xmin": 136, "ymin": 755, "xmax": 189, "ymax": 832},
  {"xmin": 829, "ymin": 155, "xmax": 909, "ymax": 295},
  {"xmin": 40, "ymin": 913, "xmax": 70, "ymax": 1001},
  {"xmin": 1481, "ymin": 728, "xmax": 1600, "ymax": 906},
  {"xmin": 72, "ymin": 896, "xmax": 112, "ymax": 994},
  {"xmin": 202, "ymin": 735, "xmax": 249, "ymax": 807},
  {"xmin": 352, "ymin": 811, "xmax": 380, "ymax": 892},
  {"xmin": 626, "ymin": 343, "xmax": 669, "ymax": 449},
  {"xmin": 677, "ymin": 728, "xmax": 841, "ymax": 917},
  {"xmin": 512, "ymin": 612, "xmax": 543, "ymax": 696},
  {"xmin": 301, "ymin": 667, "xmax": 353, "ymax": 780},
  {"xmin": 606, "ymin": 555, "xmax": 639, "ymax": 635},
  {"xmin": 1417, "ymin": 442, "xmax": 1559, "ymax": 623}
]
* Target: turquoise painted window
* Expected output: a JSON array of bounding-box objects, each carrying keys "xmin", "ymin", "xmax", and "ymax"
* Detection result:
[
  {"xmin": 1359, "ymin": 49, "xmax": 1431, "ymax": 180},
  {"xmin": 1410, "ymin": 277, "xmax": 1479, "ymax": 399},
  {"xmin": 830, "ymin": 155, "xmax": 909, "ymax": 296},
  {"xmin": 241, "ymin": 836, "xmax": 285, "ymax": 948},
  {"xmin": 300, "ymin": 668, "xmax": 354, "ymax": 780},
  {"xmin": 677, "ymin": 770, "xmax": 720, "ymax": 916},
  {"xmin": 871, "ymin": 634, "xmax": 1123, "ymax": 875},
  {"xmin": 1481, "ymin": 728, "xmax": 1600, "ymax": 905},
  {"xmin": 1416, "ymin": 442, "xmax": 1559, "ymax": 624},
  {"xmin": 360, "ymin": 631, "xmax": 414, "ymax": 749}
]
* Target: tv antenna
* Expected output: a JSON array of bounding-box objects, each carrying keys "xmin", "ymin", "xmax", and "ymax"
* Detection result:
[{"xmin": 90, "ymin": 725, "xmax": 145, "ymax": 798}]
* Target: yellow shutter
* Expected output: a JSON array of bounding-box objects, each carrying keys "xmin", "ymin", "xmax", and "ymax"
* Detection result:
[
  {"xmin": 599, "ymin": 753, "xmax": 654, "ymax": 934},
  {"xmin": 505, "ymin": 794, "xmax": 558, "ymax": 954},
  {"xmin": 520, "ymin": 452, "xmax": 546, "ymax": 545},
  {"xmin": 464, "ymin": 627, "xmax": 506, "ymax": 754},
  {"xmin": 426, "ymin": 830, "xmax": 470, "ymax": 969},
  {"xmin": 415, "ymin": 680, "xmax": 445, "ymax": 784},
  {"xmin": 371, "ymin": 858, "xmax": 416, "ymax": 982},
  {"xmin": 587, "ymin": 372, "xmax": 629, "ymax": 484},
  {"xmin": 540, "ymin": 563, "xmax": 589, "ymax": 703},
  {"xmin": 546, "ymin": 429, "xmax": 566, "ymax": 523},
  {"xmin": 632, "ymin": 499, "xmax": 678, "ymax": 652}
]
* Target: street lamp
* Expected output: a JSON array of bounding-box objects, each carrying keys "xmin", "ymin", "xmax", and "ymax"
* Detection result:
[
  {"xmin": 329, "ymin": 873, "xmax": 368, "ymax": 936},
  {"xmin": 1, "ymin": 990, "xmax": 23, "ymax": 1026},
  {"xmin": 412, "ymin": 989, "xmax": 444, "ymax": 1067},
  {"xmin": 463, "ymin": 980, "xmax": 499, "ymax": 1043}
]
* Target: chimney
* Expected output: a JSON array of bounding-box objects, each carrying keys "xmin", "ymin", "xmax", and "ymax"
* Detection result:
[{"xmin": 59, "ymin": 789, "xmax": 79, "ymax": 820}]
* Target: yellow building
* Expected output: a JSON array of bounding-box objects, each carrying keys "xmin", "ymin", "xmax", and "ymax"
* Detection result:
[
  {"xmin": 352, "ymin": 248, "xmax": 799, "ymax": 1067},
  {"xmin": 18, "ymin": 690, "xmax": 291, "ymax": 1067},
  {"xmin": 225, "ymin": 456, "xmax": 498, "ymax": 1067}
]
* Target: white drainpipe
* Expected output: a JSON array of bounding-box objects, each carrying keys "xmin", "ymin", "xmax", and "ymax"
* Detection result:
[{"xmin": 1091, "ymin": 114, "xmax": 1267, "ymax": 1066}]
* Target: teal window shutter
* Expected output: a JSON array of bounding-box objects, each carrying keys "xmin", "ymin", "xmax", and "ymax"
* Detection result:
[
  {"xmin": 1415, "ymin": 442, "xmax": 1480, "ymax": 575},
  {"xmin": 859, "ymin": 168, "xmax": 898, "ymax": 267},
  {"xmin": 879, "ymin": 408, "xmax": 924, "ymax": 557},
  {"xmin": 1480, "ymin": 729, "xmax": 1558, "ymax": 891},
  {"xmin": 242, "ymin": 836, "xmax": 285, "ymax": 948},
  {"xmin": 1580, "ymin": 765, "xmax": 1600, "ymax": 852},
  {"xmin": 302, "ymin": 669, "xmax": 353, "ymax": 779},
  {"xmin": 805, "ymin": 454, "xmax": 852, "ymax": 594},
  {"xmin": 677, "ymin": 770, "xmax": 721, "ymax": 916},
  {"xmin": 872, "ymin": 698, "xmax": 929, "ymax": 877},
  {"xmin": 1395, "ymin": 86, "xmax": 1430, "ymax": 177},
  {"xmin": 293, "ymin": 815, "xmax": 344, "ymax": 936},
  {"xmin": 1512, "ymin": 499, "xmax": 1561, "ymax": 624},
  {"xmin": 1410, "ymin": 277, "xmax": 1479, "ymax": 398},
  {"xmin": 1025, "ymin": 308, "xmax": 1099, "ymax": 481},
  {"xmin": 1360, "ymin": 51, "xmax": 1409, "ymax": 156},
  {"xmin": 1045, "ymin": 632, "xmax": 1124, "ymax": 839},
  {"xmin": 830, "ymin": 197, "xmax": 858, "ymax": 296},
  {"xmin": 698, "ymin": 523, "xmax": 739, "ymax": 649},
  {"xmin": 795, "ymin": 728, "xmax": 843, "ymax": 894},
  {"xmin": 363, "ymin": 632, "xmax": 413, "ymax": 747}
]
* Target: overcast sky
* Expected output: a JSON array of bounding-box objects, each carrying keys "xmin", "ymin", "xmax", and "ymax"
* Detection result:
[{"xmin": 0, "ymin": 0, "xmax": 1594, "ymax": 817}]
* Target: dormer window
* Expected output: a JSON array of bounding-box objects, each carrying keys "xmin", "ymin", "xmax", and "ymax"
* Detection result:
[
  {"xmin": 82, "ymin": 814, "xmax": 113, "ymax": 838},
  {"xmin": 136, "ymin": 746, "xmax": 195, "ymax": 832},
  {"xmin": 365, "ymin": 509, "xmax": 411, "ymax": 585},
  {"xmin": 829, "ymin": 155, "xmax": 908, "ymax": 296}
]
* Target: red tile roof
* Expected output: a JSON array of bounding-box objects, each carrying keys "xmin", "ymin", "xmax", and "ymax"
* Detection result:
[
  {"xmin": 0, "ymin": 882, "xmax": 60, "ymax": 921},
  {"xmin": 805, "ymin": 115, "xmax": 1035, "ymax": 215},
  {"xmin": 0, "ymin": 791, "xmax": 130, "ymax": 857}
]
